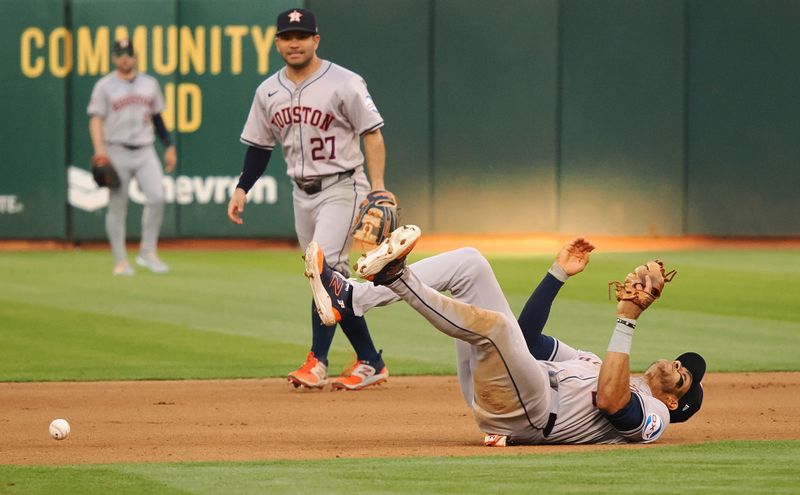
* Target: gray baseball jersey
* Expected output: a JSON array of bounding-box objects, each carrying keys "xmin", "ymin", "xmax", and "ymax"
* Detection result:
[
  {"xmin": 240, "ymin": 60, "xmax": 384, "ymax": 180},
  {"xmin": 350, "ymin": 248, "xmax": 671, "ymax": 444},
  {"xmin": 87, "ymin": 73, "xmax": 165, "ymax": 146},
  {"xmin": 539, "ymin": 353, "xmax": 669, "ymax": 444},
  {"xmin": 239, "ymin": 60, "xmax": 384, "ymax": 273}
]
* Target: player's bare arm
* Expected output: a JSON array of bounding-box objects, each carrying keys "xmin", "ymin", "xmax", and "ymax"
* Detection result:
[
  {"xmin": 227, "ymin": 188, "xmax": 247, "ymax": 225},
  {"xmin": 362, "ymin": 129, "xmax": 386, "ymax": 191},
  {"xmin": 596, "ymin": 297, "xmax": 643, "ymax": 414},
  {"xmin": 556, "ymin": 238, "xmax": 595, "ymax": 276},
  {"xmin": 163, "ymin": 145, "xmax": 177, "ymax": 173},
  {"xmin": 88, "ymin": 116, "xmax": 107, "ymax": 157},
  {"xmin": 596, "ymin": 350, "xmax": 633, "ymax": 415}
]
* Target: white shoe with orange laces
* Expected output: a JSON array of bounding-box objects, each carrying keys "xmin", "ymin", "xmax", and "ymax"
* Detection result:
[
  {"xmin": 304, "ymin": 242, "xmax": 353, "ymax": 326},
  {"xmin": 353, "ymin": 225, "xmax": 421, "ymax": 285}
]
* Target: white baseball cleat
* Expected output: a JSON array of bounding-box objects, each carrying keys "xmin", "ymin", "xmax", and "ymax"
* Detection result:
[
  {"xmin": 136, "ymin": 253, "xmax": 170, "ymax": 274},
  {"xmin": 354, "ymin": 225, "xmax": 421, "ymax": 285},
  {"xmin": 304, "ymin": 242, "xmax": 352, "ymax": 326}
]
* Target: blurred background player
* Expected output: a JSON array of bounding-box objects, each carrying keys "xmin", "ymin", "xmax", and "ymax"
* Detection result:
[
  {"xmin": 87, "ymin": 39, "xmax": 177, "ymax": 276},
  {"xmin": 227, "ymin": 8, "xmax": 393, "ymax": 390}
]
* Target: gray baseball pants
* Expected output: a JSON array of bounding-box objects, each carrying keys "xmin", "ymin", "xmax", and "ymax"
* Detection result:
[{"xmin": 105, "ymin": 143, "xmax": 165, "ymax": 263}]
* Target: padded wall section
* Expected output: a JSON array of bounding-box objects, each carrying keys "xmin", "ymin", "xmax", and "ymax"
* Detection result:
[{"xmin": 559, "ymin": 0, "xmax": 685, "ymax": 235}]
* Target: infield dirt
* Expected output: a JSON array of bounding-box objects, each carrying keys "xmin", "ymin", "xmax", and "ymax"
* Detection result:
[{"xmin": 1, "ymin": 372, "xmax": 798, "ymax": 465}]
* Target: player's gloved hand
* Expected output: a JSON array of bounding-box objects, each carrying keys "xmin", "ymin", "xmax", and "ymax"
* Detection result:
[
  {"xmin": 350, "ymin": 189, "xmax": 398, "ymax": 247},
  {"xmin": 227, "ymin": 187, "xmax": 247, "ymax": 225},
  {"xmin": 90, "ymin": 153, "xmax": 121, "ymax": 189},
  {"xmin": 609, "ymin": 260, "xmax": 676, "ymax": 318}
]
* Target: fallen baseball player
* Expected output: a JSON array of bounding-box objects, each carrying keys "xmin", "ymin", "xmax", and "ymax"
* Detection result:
[{"xmin": 303, "ymin": 225, "xmax": 706, "ymax": 445}]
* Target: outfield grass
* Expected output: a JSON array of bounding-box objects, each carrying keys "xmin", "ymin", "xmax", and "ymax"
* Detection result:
[
  {"xmin": 1, "ymin": 247, "xmax": 799, "ymax": 494},
  {"xmin": 1, "ymin": 247, "xmax": 799, "ymax": 380},
  {"xmin": 1, "ymin": 441, "xmax": 798, "ymax": 494}
]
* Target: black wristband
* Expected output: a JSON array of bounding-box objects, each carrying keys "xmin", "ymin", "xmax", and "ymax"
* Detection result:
[{"xmin": 616, "ymin": 317, "xmax": 636, "ymax": 330}]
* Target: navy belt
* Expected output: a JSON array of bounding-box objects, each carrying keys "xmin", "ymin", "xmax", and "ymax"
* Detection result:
[
  {"xmin": 542, "ymin": 370, "xmax": 560, "ymax": 438},
  {"xmin": 543, "ymin": 413, "xmax": 557, "ymax": 437},
  {"xmin": 295, "ymin": 169, "xmax": 355, "ymax": 195},
  {"xmin": 120, "ymin": 143, "xmax": 145, "ymax": 150}
]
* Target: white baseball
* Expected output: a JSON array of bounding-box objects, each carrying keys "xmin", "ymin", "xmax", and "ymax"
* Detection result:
[{"xmin": 49, "ymin": 419, "xmax": 70, "ymax": 440}]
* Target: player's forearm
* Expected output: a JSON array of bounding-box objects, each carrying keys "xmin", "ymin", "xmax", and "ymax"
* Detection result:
[
  {"xmin": 236, "ymin": 146, "xmax": 272, "ymax": 193},
  {"xmin": 596, "ymin": 317, "xmax": 637, "ymax": 414},
  {"xmin": 362, "ymin": 129, "xmax": 386, "ymax": 190},
  {"xmin": 89, "ymin": 116, "xmax": 106, "ymax": 155},
  {"xmin": 597, "ymin": 351, "xmax": 632, "ymax": 414},
  {"xmin": 151, "ymin": 113, "xmax": 173, "ymax": 147},
  {"xmin": 517, "ymin": 272, "xmax": 563, "ymax": 337}
]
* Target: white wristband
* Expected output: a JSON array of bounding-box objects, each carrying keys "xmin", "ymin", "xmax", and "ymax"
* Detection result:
[
  {"xmin": 548, "ymin": 261, "xmax": 569, "ymax": 282},
  {"xmin": 607, "ymin": 318, "xmax": 637, "ymax": 354}
]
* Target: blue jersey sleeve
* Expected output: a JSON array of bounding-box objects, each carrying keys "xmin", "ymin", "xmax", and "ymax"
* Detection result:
[
  {"xmin": 605, "ymin": 392, "xmax": 644, "ymax": 431},
  {"xmin": 236, "ymin": 146, "xmax": 272, "ymax": 192},
  {"xmin": 517, "ymin": 273, "xmax": 564, "ymax": 360},
  {"xmin": 605, "ymin": 392, "xmax": 669, "ymax": 443}
]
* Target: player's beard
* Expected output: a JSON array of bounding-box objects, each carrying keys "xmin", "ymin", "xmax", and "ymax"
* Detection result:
[
  {"xmin": 114, "ymin": 58, "xmax": 137, "ymax": 78},
  {"xmin": 644, "ymin": 360, "xmax": 681, "ymax": 397},
  {"xmin": 282, "ymin": 52, "xmax": 313, "ymax": 71}
]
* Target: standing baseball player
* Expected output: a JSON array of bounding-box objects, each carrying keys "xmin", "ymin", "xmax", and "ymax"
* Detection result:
[
  {"xmin": 88, "ymin": 39, "xmax": 177, "ymax": 276},
  {"xmin": 227, "ymin": 8, "xmax": 392, "ymax": 390},
  {"xmin": 304, "ymin": 226, "xmax": 706, "ymax": 445}
]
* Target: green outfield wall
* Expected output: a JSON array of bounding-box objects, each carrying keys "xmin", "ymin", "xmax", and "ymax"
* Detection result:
[
  {"xmin": 1, "ymin": 0, "xmax": 798, "ymax": 240},
  {"xmin": 1, "ymin": 0, "xmax": 67, "ymax": 239}
]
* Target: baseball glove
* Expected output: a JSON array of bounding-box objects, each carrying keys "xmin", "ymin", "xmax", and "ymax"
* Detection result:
[
  {"xmin": 91, "ymin": 154, "xmax": 121, "ymax": 189},
  {"xmin": 350, "ymin": 189, "xmax": 398, "ymax": 246},
  {"xmin": 609, "ymin": 260, "xmax": 677, "ymax": 310}
]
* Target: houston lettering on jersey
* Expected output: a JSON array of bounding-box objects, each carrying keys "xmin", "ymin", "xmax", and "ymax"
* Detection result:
[
  {"xmin": 270, "ymin": 105, "xmax": 335, "ymax": 131},
  {"xmin": 111, "ymin": 94, "xmax": 154, "ymax": 111}
]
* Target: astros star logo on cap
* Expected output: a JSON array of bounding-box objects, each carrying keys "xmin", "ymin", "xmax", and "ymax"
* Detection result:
[{"xmin": 288, "ymin": 10, "xmax": 302, "ymax": 23}]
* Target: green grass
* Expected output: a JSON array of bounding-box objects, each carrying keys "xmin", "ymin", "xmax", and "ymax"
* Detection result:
[
  {"xmin": 0, "ymin": 249, "xmax": 454, "ymax": 380},
  {"xmin": 1, "ymin": 247, "xmax": 800, "ymax": 380},
  {"xmin": 1, "ymin": 440, "xmax": 798, "ymax": 494}
]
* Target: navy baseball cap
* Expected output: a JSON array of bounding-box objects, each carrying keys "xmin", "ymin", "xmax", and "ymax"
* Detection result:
[
  {"xmin": 276, "ymin": 8, "xmax": 318, "ymax": 35},
  {"xmin": 113, "ymin": 39, "xmax": 134, "ymax": 56},
  {"xmin": 670, "ymin": 352, "xmax": 706, "ymax": 423}
]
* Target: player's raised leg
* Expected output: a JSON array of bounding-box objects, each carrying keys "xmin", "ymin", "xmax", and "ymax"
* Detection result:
[
  {"xmin": 303, "ymin": 241, "xmax": 387, "ymax": 390},
  {"xmin": 304, "ymin": 242, "xmax": 353, "ymax": 327},
  {"xmin": 312, "ymin": 182, "xmax": 387, "ymax": 390},
  {"xmin": 354, "ymin": 226, "xmax": 555, "ymax": 440}
]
